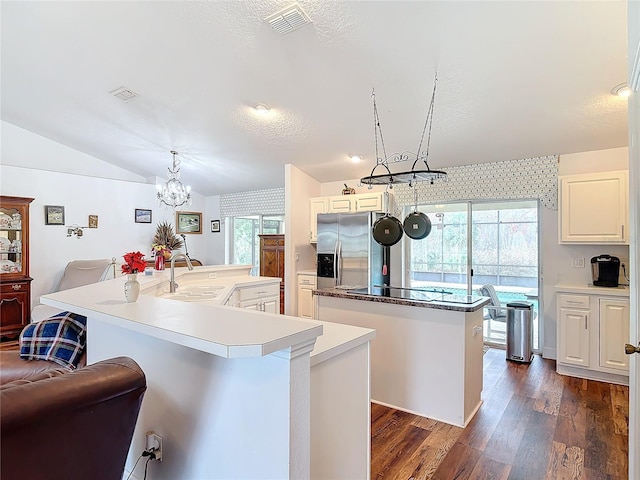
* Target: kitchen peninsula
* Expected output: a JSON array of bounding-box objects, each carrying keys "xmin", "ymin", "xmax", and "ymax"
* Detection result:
[
  {"xmin": 315, "ymin": 286, "xmax": 490, "ymax": 427},
  {"xmin": 40, "ymin": 265, "xmax": 374, "ymax": 480}
]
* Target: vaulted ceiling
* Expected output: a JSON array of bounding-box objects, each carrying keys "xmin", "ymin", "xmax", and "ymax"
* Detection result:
[{"xmin": 1, "ymin": 1, "xmax": 629, "ymax": 196}]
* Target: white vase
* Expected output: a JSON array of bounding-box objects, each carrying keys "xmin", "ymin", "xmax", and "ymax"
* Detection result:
[{"xmin": 124, "ymin": 273, "xmax": 140, "ymax": 303}]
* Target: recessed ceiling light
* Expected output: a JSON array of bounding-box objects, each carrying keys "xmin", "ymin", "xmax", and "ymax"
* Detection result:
[
  {"xmin": 350, "ymin": 154, "xmax": 363, "ymax": 163},
  {"xmin": 611, "ymin": 83, "xmax": 631, "ymax": 97},
  {"xmin": 253, "ymin": 103, "xmax": 270, "ymax": 114}
]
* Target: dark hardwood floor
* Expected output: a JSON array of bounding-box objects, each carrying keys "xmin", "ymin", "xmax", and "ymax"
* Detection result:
[{"xmin": 371, "ymin": 348, "xmax": 629, "ymax": 480}]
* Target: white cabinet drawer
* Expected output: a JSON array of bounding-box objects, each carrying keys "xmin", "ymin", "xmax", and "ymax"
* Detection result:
[
  {"xmin": 297, "ymin": 274, "xmax": 317, "ymax": 287},
  {"xmin": 558, "ymin": 294, "xmax": 590, "ymax": 309},
  {"xmin": 236, "ymin": 283, "xmax": 280, "ymax": 302}
]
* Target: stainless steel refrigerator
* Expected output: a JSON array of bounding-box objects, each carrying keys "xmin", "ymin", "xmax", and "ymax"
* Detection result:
[{"xmin": 316, "ymin": 212, "xmax": 388, "ymax": 289}]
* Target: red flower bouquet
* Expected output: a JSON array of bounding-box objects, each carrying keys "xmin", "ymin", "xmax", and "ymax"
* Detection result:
[{"xmin": 122, "ymin": 251, "xmax": 146, "ymax": 274}]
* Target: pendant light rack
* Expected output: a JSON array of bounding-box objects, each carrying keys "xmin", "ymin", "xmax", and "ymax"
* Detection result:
[{"xmin": 360, "ymin": 74, "xmax": 447, "ymax": 188}]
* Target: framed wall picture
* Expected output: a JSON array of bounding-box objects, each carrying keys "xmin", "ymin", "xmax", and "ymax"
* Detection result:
[
  {"xmin": 88, "ymin": 215, "xmax": 98, "ymax": 228},
  {"xmin": 135, "ymin": 209, "xmax": 152, "ymax": 224},
  {"xmin": 211, "ymin": 219, "xmax": 220, "ymax": 233},
  {"xmin": 176, "ymin": 211, "xmax": 202, "ymax": 234},
  {"xmin": 44, "ymin": 205, "xmax": 65, "ymax": 225}
]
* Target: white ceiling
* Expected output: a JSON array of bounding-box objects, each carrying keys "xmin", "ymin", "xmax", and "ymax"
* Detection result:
[{"xmin": 1, "ymin": 1, "xmax": 629, "ymax": 196}]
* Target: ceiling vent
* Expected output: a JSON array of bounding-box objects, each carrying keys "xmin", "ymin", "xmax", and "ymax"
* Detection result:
[
  {"xmin": 265, "ymin": 3, "xmax": 312, "ymax": 35},
  {"xmin": 109, "ymin": 87, "xmax": 139, "ymax": 102}
]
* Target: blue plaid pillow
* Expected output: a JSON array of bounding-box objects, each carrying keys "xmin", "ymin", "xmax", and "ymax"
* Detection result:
[{"xmin": 19, "ymin": 312, "xmax": 87, "ymax": 369}]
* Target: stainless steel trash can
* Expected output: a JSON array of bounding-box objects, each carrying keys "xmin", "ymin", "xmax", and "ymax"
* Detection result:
[{"xmin": 506, "ymin": 301, "xmax": 533, "ymax": 363}]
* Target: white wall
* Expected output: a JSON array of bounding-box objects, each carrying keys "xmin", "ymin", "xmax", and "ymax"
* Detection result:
[
  {"xmin": 558, "ymin": 146, "xmax": 629, "ymax": 175},
  {"xmin": 285, "ymin": 164, "xmax": 321, "ymax": 316}
]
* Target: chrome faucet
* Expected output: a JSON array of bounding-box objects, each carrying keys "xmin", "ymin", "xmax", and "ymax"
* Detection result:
[{"xmin": 169, "ymin": 253, "xmax": 193, "ymax": 293}]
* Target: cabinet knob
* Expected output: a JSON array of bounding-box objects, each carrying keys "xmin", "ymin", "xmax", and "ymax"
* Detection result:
[{"xmin": 11, "ymin": 284, "xmax": 21, "ymax": 290}]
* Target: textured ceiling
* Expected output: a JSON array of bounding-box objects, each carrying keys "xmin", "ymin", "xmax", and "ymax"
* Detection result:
[{"xmin": 1, "ymin": 1, "xmax": 629, "ymax": 196}]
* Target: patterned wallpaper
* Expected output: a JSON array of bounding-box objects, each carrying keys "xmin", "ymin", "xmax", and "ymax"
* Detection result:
[
  {"xmin": 384, "ymin": 155, "xmax": 558, "ymax": 216},
  {"xmin": 220, "ymin": 156, "xmax": 557, "ymax": 218},
  {"xmin": 220, "ymin": 187, "xmax": 285, "ymax": 218}
]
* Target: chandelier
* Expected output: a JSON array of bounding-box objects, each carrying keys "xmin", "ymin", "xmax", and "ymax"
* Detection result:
[
  {"xmin": 157, "ymin": 151, "xmax": 192, "ymax": 209},
  {"xmin": 361, "ymin": 74, "xmax": 447, "ymax": 188}
]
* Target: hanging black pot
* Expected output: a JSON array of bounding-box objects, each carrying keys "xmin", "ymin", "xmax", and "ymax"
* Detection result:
[
  {"xmin": 372, "ymin": 214, "xmax": 403, "ymax": 247},
  {"xmin": 403, "ymin": 210, "xmax": 432, "ymax": 240}
]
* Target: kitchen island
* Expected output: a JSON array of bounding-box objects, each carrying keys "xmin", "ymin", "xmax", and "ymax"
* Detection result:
[
  {"xmin": 41, "ymin": 265, "xmax": 374, "ymax": 480},
  {"xmin": 315, "ymin": 287, "xmax": 490, "ymax": 427}
]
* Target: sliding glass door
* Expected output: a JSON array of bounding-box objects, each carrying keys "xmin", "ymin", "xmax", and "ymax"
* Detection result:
[
  {"xmin": 406, "ymin": 200, "xmax": 540, "ymax": 349},
  {"xmin": 471, "ymin": 201, "xmax": 539, "ymax": 348}
]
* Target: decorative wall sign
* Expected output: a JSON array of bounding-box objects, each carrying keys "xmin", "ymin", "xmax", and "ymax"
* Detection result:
[
  {"xmin": 44, "ymin": 205, "xmax": 65, "ymax": 225},
  {"xmin": 88, "ymin": 215, "xmax": 98, "ymax": 228},
  {"xmin": 135, "ymin": 209, "xmax": 152, "ymax": 224},
  {"xmin": 211, "ymin": 219, "xmax": 221, "ymax": 233},
  {"xmin": 176, "ymin": 211, "xmax": 202, "ymax": 234}
]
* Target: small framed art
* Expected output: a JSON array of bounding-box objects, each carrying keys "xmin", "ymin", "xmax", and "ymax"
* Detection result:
[
  {"xmin": 135, "ymin": 209, "xmax": 152, "ymax": 224},
  {"xmin": 211, "ymin": 219, "xmax": 221, "ymax": 233},
  {"xmin": 44, "ymin": 205, "xmax": 65, "ymax": 225},
  {"xmin": 176, "ymin": 211, "xmax": 202, "ymax": 234}
]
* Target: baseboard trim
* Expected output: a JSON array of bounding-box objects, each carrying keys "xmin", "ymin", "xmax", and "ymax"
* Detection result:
[
  {"xmin": 542, "ymin": 346, "xmax": 557, "ymax": 360},
  {"xmin": 556, "ymin": 363, "xmax": 629, "ymax": 386}
]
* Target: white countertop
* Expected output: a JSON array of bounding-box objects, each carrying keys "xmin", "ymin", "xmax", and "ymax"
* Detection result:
[
  {"xmin": 555, "ymin": 283, "xmax": 630, "ymax": 297},
  {"xmin": 41, "ymin": 265, "xmax": 374, "ymax": 363}
]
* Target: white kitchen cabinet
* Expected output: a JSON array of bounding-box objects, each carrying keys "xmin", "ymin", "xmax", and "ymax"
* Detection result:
[
  {"xmin": 309, "ymin": 198, "xmax": 329, "ymax": 243},
  {"xmin": 327, "ymin": 192, "xmax": 387, "ymax": 213},
  {"xmin": 559, "ymin": 170, "xmax": 628, "ymax": 244},
  {"xmin": 231, "ymin": 282, "xmax": 280, "ymax": 313},
  {"xmin": 556, "ymin": 286, "xmax": 630, "ymax": 385},
  {"xmin": 557, "ymin": 294, "xmax": 590, "ymax": 367},
  {"xmin": 328, "ymin": 196, "xmax": 354, "ymax": 213},
  {"xmin": 297, "ymin": 273, "xmax": 317, "ymax": 319},
  {"xmin": 309, "ymin": 192, "xmax": 391, "ymax": 243},
  {"xmin": 599, "ymin": 298, "xmax": 630, "ymax": 372}
]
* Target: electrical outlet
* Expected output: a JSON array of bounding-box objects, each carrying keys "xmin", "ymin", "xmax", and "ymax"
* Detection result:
[
  {"xmin": 571, "ymin": 258, "xmax": 585, "ymax": 268},
  {"xmin": 146, "ymin": 431, "xmax": 163, "ymax": 461},
  {"xmin": 208, "ymin": 272, "xmax": 217, "ymax": 279}
]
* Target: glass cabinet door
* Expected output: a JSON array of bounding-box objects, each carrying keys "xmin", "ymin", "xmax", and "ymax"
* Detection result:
[{"xmin": 0, "ymin": 206, "xmax": 24, "ymax": 276}]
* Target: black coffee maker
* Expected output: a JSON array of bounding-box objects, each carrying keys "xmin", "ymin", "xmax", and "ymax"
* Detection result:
[{"xmin": 591, "ymin": 255, "xmax": 620, "ymax": 287}]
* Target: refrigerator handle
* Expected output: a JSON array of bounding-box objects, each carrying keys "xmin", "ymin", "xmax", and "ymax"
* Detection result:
[
  {"xmin": 333, "ymin": 242, "xmax": 339, "ymax": 286},
  {"xmin": 337, "ymin": 241, "xmax": 342, "ymax": 285}
]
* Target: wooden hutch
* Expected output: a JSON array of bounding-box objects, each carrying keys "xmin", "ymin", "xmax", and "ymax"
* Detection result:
[
  {"xmin": 259, "ymin": 234, "xmax": 284, "ymax": 314},
  {"xmin": 0, "ymin": 196, "xmax": 34, "ymax": 348}
]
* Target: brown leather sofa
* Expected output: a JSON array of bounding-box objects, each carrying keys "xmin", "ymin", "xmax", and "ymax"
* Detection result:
[
  {"xmin": 1, "ymin": 355, "xmax": 146, "ymax": 480},
  {"xmin": 0, "ymin": 349, "xmax": 87, "ymax": 384}
]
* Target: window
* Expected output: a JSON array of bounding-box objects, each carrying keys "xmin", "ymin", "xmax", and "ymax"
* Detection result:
[
  {"xmin": 406, "ymin": 200, "xmax": 540, "ymax": 349},
  {"xmin": 229, "ymin": 215, "xmax": 284, "ymax": 275}
]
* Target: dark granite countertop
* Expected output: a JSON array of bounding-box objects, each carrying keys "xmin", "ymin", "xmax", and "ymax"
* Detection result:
[{"xmin": 313, "ymin": 287, "xmax": 490, "ymax": 313}]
